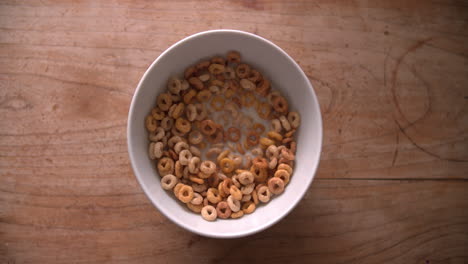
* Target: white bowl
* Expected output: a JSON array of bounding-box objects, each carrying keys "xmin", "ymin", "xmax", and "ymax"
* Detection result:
[{"xmin": 127, "ymin": 29, "xmax": 322, "ymax": 238}]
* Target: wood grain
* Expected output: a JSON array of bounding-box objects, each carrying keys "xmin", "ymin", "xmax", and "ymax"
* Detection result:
[{"xmin": 1, "ymin": 0, "xmax": 467, "ymax": 263}]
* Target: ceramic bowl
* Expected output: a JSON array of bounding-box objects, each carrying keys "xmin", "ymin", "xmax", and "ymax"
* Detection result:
[{"xmin": 127, "ymin": 29, "xmax": 322, "ymax": 238}]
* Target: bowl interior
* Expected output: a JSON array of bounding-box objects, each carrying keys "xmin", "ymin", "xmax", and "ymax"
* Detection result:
[{"xmin": 128, "ymin": 30, "xmax": 322, "ymax": 238}]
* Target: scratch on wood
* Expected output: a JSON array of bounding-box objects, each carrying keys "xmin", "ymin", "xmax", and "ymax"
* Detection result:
[{"xmin": 391, "ymin": 132, "xmax": 399, "ymax": 167}]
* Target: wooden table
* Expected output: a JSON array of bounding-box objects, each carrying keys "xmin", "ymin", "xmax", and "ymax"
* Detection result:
[{"xmin": 1, "ymin": 1, "xmax": 467, "ymax": 263}]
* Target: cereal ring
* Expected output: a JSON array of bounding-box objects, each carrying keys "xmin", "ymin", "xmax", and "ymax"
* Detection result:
[
  {"xmin": 151, "ymin": 142, "xmax": 164, "ymax": 159},
  {"xmin": 241, "ymin": 182, "xmax": 255, "ymax": 195},
  {"xmin": 274, "ymin": 169, "xmax": 291, "ymax": 185},
  {"xmin": 290, "ymin": 141, "xmax": 297, "ymax": 153},
  {"xmin": 251, "ymin": 189, "xmax": 259, "ymax": 205},
  {"xmin": 168, "ymin": 149, "xmax": 178, "ymax": 161},
  {"xmin": 174, "ymin": 161, "xmax": 183, "ymax": 178},
  {"xmin": 280, "ymin": 147, "xmax": 295, "ymax": 161},
  {"xmin": 178, "ymin": 149, "xmax": 192, "ymax": 165},
  {"xmin": 211, "ymin": 56, "xmax": 225, "ymax": 65},
  {"xmin": 227, "ymin": 195, "xmax": 241, "ymax": 212},
  {"xmin": 240, "ymin": 79, "xmax": 256, "ymax": 91},
  {"xmin": 167, "ymin": 136, "xmax": 182, "ymax": 149},
  {"xmin": 257, "ymin": 186, "xmax": 271, "ymax": 203},
  {"xmin": 218, "ymin": 181, "xmax": 227, "ymax": 198},
  {"xmin": 236, "ymin": 63, "xmax": 250, "ymax": 79},
  {"xmin": 224, "ymin": 102, "xmax": 239, "ymax": 119},
  {"xmin": 188, "ymin": 156, "xmax": 200, "ymax": 174},
  {"xmin": 170, "ymin": 103, "xmax": 184, "ymax": 119},
  {"xmin": 157, "ymin": 93, "xmax": 173, "ymax": 111},
  {"xmin": 224, "ymin": 66, "xmax": 236, "ymax": 79},
  {"xmin": 206, "ymin": 147, "xmax": 222, "ymax": 159},
  {"xmin": 209, "ymin": 85, "xmax": 221, "ymax": 94},
  {"xmin": 231, "ymin": 210, "xmax": 244, "ymax": 219},
  {"xmin": 219, "ymin": 158, "xmax": 235, "ymax": 174},
  {"xmin": 167, "ymin": 77, "xmax": 182, "ymax": 94},
  {"xmin": 230, "ymin": 154, "xmax": 243, "ymax": 168},
  {"xmin": 151, "ymin": 108, "xmax": 165, "ymax": 120},
  {"xmin": 160, "ymin": 117, "xmax": 174, "ymax": 131},
  {"xmin": 252, "ymin": 123, "xmax": 265, "ymax": 135},
  {"xmin": 183, "ymin": 166, "xmax": 190, "ymax": 179},
  {"xmin": 194, "ymin": 104, "xmax": 207, "ymax": 121},
  {"xmin": 279, "ymin": 115, "xmax": 292, "ymax": 131},
  {"xmin": 216, "ymin": 201, "xmax": 232, "ymax": 219},
  {"xmin": 201, "ymin": 205, "xmax": 217, "ymax": 221},
  {"xmin": 200, "ymin": 120, "xmax": 217, "ymax": 136},
  {"xmin": 171, "ymin": 93, "xmax": 181, "ymax": 103},
  {"xmin": 207, "ymin": 188, "xmax": 222, "ymax": 204},
  {"xmin": 231, "ymin": 96, "xmax": 242, "ymax": 109},
  {"xmin": 145, "ymin": 115, "xmax": 157, "ymax": 132},
  {"xmin": 187, "ymin": 131, "xmax": 202, "ymax": 145},
  {"xmin": 245, "ymin": 131, "xmax": 259, "ymax": 146},
  {"xmin": 267, "ymin": 131, "xmax": 283, "ymax": 142},
  {"xmin": 200, "ymin": 160, "xmax": 217, "ymax": 175},
  {"xmin": 238, "ymin": 171, "xmax": 254, "ymax": 185},
  {"xmin": 196, "ymin": 60, "xmax": 210, "ymax": 71},
  {"xmin": 284, "ymin": 129, "xmax": 296, "ymax": 138},
  {"xmin": 210, "ymin": 79, "xmax": 224, "ymax": 88},
  {"xmin": 183, "ymin": 104, "xmax": 196, "ymax": 121},
  {"xmin": 251, "ymin": 147, "xmax": 264, "ymax": 157},
  {"xmin": 210, "ymin": 95, "xmax": 225, "ymax": 111},
  {"xmin": 227, "ymin": 51, "xmax": 241, "ymax": 64},
  {"xmin": 226, "ymin": 127, "xmax": 241, "ymax": 142},
  {"xmin": 181, "ymin": 79, "xmax": 189, "ymax": 90},
  {"xmin": 187, "ymin": 202, "xmax": 203, "ymax": 213},
  {"xmin": 229, "ymin": 185, "xmax": 242, "ymax": 201},
  {"xmin": 268, "ymin": 157, "xmax": 278, "ymax": 169},
  {"xmin": 184, "ymin": 66, "xmax": 196, "ymax": 79},
  {"xmin": 266, "ymin": 145, "xmax": 279, "ymax": 160},
  {"xmin": 178, "ymin": 185, "xmax": 194, "ymax": 203},
  {"xmin": 183, "ymin": 89, "xmax": 197, "ymax": 104},
  {"xmin": 221, "ymin": 178, "xmax": 233, "ymax": 194},
  {"xmin": 189, "ymin": 77, "xmax": 204, "ymax": 90},
  {"xmin": 247, "ymin": 69, "xmax": 262, "ymax": 83},
  {"xmin": 175, "ymin": 117, "xmax": 191, "ymax": 134},
  {"xmin": 217, "ymin": 149, "xmax": 231, "ymax": 163},
  {"xmin": 272, "ymin": 96, "xmax": 289, "ymax": 114},
  {"xmin": 208, "ymin": 63, "xmax": 225, "ymax": 75},
  {"xmin": 157, "ymin": 157, "xmax": 174, "ymax": 176},
  {"xmin": 252, "ymin": 157, "xmax": 268, "ymax": 169},
  {"xmin": 256, "ymin": 78, "xmax": 271, "ymax": 96},
  {"xmin": 241, "ymin": 194, "xmax": 252, "ymax": 202},
  {"xmin": 192, "ymin": 183, "xmax": 207, "ymax": 193},
  {"xmin": 267, "ymin": 91, "xmax": 281, "ymax": 105},
  {"xmin": 241, "ymin": 91, "xmax": 256, "ymax": 107},
  {"xmin": 256, "ymin": 102, "xmax": 271, "ymax": 119},
  {"xmin": 242, "ymin": 201, "xmax": 256, "ymax": 214},
  {"xmin": 173, "ymin": 183, "xmax": 184, "ymax": 197},
  {"xmin": 236, "ymin": 142, "xmax": 245, "ymax": 154},
  {"xmin": 271, "ymin": 119, "xmax": 282, "ymax": 133},
  {"xmin": 206, "ymin": 173, "xmax": 220, "ymax": 187},
  {"xmin": 268, "ymin": 177, "xmax": 285, "ymax": 195},
  {"xmin": 174, "ymin": 141, "xmax": 189, "ymax": 154},
  {"xmin": 231, "ymin": 175, "xmax": 241, "ymax": 188},
  {"xmin": 198, "ymin": 73, "xmax": 210, "ymax": 82},
  {"xmin": 288, "ymin": 111, "xmax": 301, "ymax": 128},
  {"xmin": 189, "ymin": 175, "xmax": 204, "ymax": 185},
  {"xmin": 244, "ymin": 155, "xmax": 253, "ymax": 169},
  {"xmin": 207, "ymin": 129, "xmax": 224, "ymax": 144},
  {"xmin": 196, "ymin": 90, "xmax": 211, "ymax": 102},
  {"xmin": 250, "ymin": 165, "xmax": 268, "ymax": 183},
  {"xmin": 259, "ymin": 137, "xmax": 275, "ymax": 148},
  {"xmin": 161, "ymin": 174, "xmax": 178, "ymax": 190}
]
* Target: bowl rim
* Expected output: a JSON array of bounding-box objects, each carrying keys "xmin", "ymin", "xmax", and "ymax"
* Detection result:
[{"xmin": 127, "ymin": 29, "xmax": 323, "ymax": 238}]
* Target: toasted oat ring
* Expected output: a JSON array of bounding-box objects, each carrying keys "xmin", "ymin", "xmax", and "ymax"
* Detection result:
[
  {"xmin": 245, "ymin": 131, "xmax": 259, "ymax": 146},
  {"xmin": 268, "ymin": 177, "xmax": 285, "ymax": 195},
  {"xmin": 192, "ymin": 182, "xmax": 207, "ymax": 193},
  {"xmin": 151, "ymin": 108, "xmax": 165, "ymax": 120},
  {"xmin": 183, "ymin": 89, "xmax": 197, "ymax": 104},
  {"xmin": 188, "ymin": 156, "xmax": 200, "ymax": 174},
  {"xmin": 145, "ymin": 115, "xmax": 157, "ymax": 132},
  {"xmin": 210, "ymin": 95, "xmax": 225, "ymax": 111},
  {"xmin": 161, "ymin": 174, "xmax": 178, "ymax": 190},
  {"xmin": 200, "ymin": 160, "xmax": 217, "ymax": 175},
  {"xmin": 229, "ymin": 185, "xmax": 242, "ymax": 201},
  {"xmin": 252, "ymin": 123, "xmax": 265, "ymax": 135},
  {"xmin": 207, "ymin": 129, "xmax": 224, "ymax": 144},
  {"xmin": 271, "ymin": 119, "xmax": 282, "ymax": 132},
  {"xmin": 157, "ymin": 157, "xmax": 174, "ymax": 176},
  {"xmin": 272, "ymin": 95, "xmax": 289, "ymax": 114},
  {"xmin": 227, "ymin": 51, "xmax": 241, "ymax": 64},
  {"xmin": 256, "ymin": 79, "xmax": 271, "ymax": 96},
  {"xmin": 221, "ymin": 178, "xmax": 233, "ymax": 194},
  {"xmin": 250, "ymin": 165, "xmax": 268, "ymax": 183},
  {"xmin": 281, "ymin": 147, "xmax": 295, "ymax": 161},
  {"xmin": 170, "ymin": 103, "xmax": 185, "ymax": 119},
  {"xmin": 211, "ymin": 56, "xmax": 226, "ymax": 65},
  {"xmin": 206, "ymin": 173, "xmax": 220, "ymax": 188},
  {"xmin": 220, "ymin": 158, "xmax": 235, "ymax": 174},
  {"xmin": 201, "ymin": 205, "xmax": 217, "ymax": 221},
  {"xmin": 241, "ymin": 91, "xmax": 256, "ymax": 107},
  {"xmin": 189, "ymin": 175, "xmax": 204, "ymax": 185},
  {"xmin": 247, "ymin": 69, "xmax": 262, "ymax": 83},
  {"xmin": 288, "ymin": 111, "xmax": 301, "ymax": 128},
  {"xmin": 227, "ymin": 195, "xmax": 241, "ymax": 212},
  {"xmin": 196, "ymin": 60, "xmax": 210, "ymax": 71},
  {"xmin": 187, "ymin": 202, "xmax": 203, "ymax": 213},
  {"xmin": 274, "ymin": 169, "xmax": 291, "ymax": 185},
  {"xmin": 259, "ymin": 137, "xmax": 275, "ymax": 148},
  {"xmin": 238, "ymin": 171, "xmax": 254, "ymax": 185},
  {"xmin": 226, "ymin": 127, "xmax": 241, "ymax": 142},
  {"xmin": 252, "ymin": 157, "xmax": 268, "ymax": 169},
  {"xmin": 267, "ymin": 131, "xmax": 283, "ymax": 141},
  {"xmin": 256, "ymin": 102, "xmax": 271, "ymax": 119},
  {"xmin": 175, "ymin": 117, "xmax": 191, "ymax": 134},
  {"xmin": 242, "ymin": 201, "xmax": 256, "ymax": 214},
  {"xmin": 236, "ymin": 63, "xmax": 250, "ymax": 79},
  {"xmin": 178, "ymin": 149, "xmax": 192, "ymax": 165},
  {"xmin": 200, "ymin": 120, "xmax": 217, "ymax": 136},
  {"xmin": 208, "ymin": 63, "xmax": 225, "ymax": 75},
  {"xmin": 184, "ymin": 66, "xmax": 196, "ymax": 79},
  {"xmin": 196, "ymin": 90, "xmax": 211, "ymax": 102},
  {"xmin": 157, "ymin": 93, "xmax": 172, "ymax": 111},
  {"xmin": 189, "ymin": 76, "xmax": 204, "ymax": 90},
  {"xmin": 216, "ymin": 201, "xmax": 232, "ymax": 219},
  {"xmin": 173, "ymin": 183, "xmax": 184, "ymax": 197},
  {"xmin": 207, "ymin": 188, "xmax": 222, "ymax": 204},
  {"xmin": 178, "ymin": 185, "xmax": 194, "ymax": 203},
  {"xmin": 257, "ymin": 186, "xmax": 271, "ymax": 203},
  {"xmin": 188, "ymin": 130, "xmax": 203, "ymax": 145},
  {"xmin": 231, "ymin": 210, "xmax": 244, "ymax": 219},
  {"xmin": 268, "ymin": 157, "xmax": 278, "ymax": 169}
]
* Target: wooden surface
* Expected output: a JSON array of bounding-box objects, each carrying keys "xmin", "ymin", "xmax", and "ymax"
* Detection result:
[{"xmin": 1, "ymin": 1, "xmax": 468, "ymax": 263}]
